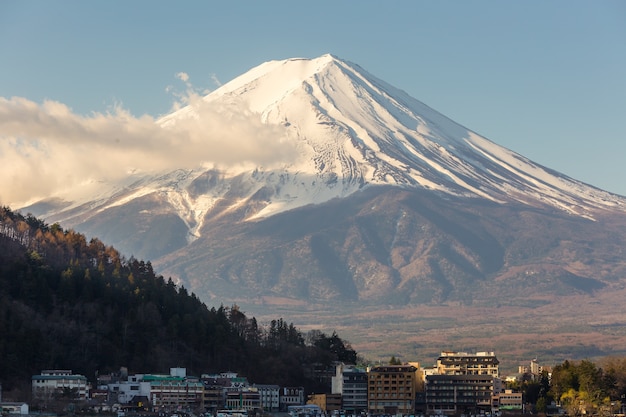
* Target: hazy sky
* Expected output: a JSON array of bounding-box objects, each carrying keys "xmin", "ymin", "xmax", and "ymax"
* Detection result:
[{"xmin": 1, "ymin": 0, "xmax": 625, "ymax": 206}]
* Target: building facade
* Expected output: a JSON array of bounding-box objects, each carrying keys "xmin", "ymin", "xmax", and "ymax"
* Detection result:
[
  {"xmin": 254, "ymin": 384, "xmax": 280, "ymax": 412},
  {"xmin": 426, "ymin": 374, "xmax": 495, "ymax": 415},
  {"xmin": 367, "ymin": 365, "xmax": 419, "ymax": 415},
  {"xmin": 494, "ymin": 390, "xmax": 523, "ymax": 412},
  {"xmin": 436, "ymin": 351, "xmax": 499, "ymax": 377},
  {"xmin": 331, "ymin": 364, "xmax": 368, "ymax": 413},
  {"xmin": 32, "ymin": 370, "xmax": 89, "ymax": 401},
  {"xmin": 280, "ymin": 387, "xmax": 304, "ymax": 411},
  {"xmin": 225, "ymin": 389, "xmax": 260, "ymax": 411}
]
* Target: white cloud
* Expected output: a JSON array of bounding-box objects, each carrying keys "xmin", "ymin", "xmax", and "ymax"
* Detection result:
[
  {"xmin": 175, "ymin": 72, "xmax": 190, "ymax": 83},
  {"xmin": 0, "ymin": 95, "xmax": 299, "ymax": 208}
]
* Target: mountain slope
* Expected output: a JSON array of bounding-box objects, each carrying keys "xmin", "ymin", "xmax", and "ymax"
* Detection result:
[{"xmin": 154, "ymin": 186, "xmax": 626, "ymax": 305}]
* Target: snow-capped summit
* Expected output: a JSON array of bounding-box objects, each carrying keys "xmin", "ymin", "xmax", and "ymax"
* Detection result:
[{"xmin": 156, "ymin": 54, "xmax": 624, "ymax": 221}]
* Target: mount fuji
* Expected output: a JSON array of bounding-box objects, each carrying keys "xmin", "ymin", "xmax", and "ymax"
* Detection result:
[{"xmin": 23, "ymin": 55, "xmax": 626, "ymax": 360}]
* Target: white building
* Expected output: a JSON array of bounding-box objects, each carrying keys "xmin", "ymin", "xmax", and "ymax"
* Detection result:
[
  {"xmin": 331, "ymin": 363, "xmax": 367, "ymax": 413},
  {"xmin": 107, "ymin": 381, "xmax": 152, "ymax": 404},
  {"xmin": 0, "ymin": 402, "xmax": 29, "ymax": 415},
  {"xmin": 32, "ymin": 370, "xmax": 89, "ymax": 400},
  {"xmin": 253, "ymin": 384, "xmax": 280, "ymax": 412}
]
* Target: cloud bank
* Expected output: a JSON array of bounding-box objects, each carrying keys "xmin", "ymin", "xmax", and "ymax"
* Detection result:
[{"xmin": 0, "ymin": 94, "xmax": 298, "ymax": 207}]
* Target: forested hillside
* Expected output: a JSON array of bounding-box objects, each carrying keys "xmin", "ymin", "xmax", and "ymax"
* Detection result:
[{"xmin": 0, "ymin": 207, "xmax": 357, "ymax": 398}]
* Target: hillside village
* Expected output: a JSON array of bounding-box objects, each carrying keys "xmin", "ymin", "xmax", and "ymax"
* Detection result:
[{"xmin": 1, "ymin": 352, "xmax": 583, "ymax": 417}]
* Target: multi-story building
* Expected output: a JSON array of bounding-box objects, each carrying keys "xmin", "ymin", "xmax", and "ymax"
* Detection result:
[
  {"xmin": 331, "ymin": 363, "xmax": 368, "ymax": 414},
  {"xmin": 253, "ymin": 384, "xmax": 280, "ymax": 412},
  {"xmin": 143, "ymin": 369, "xmax": 204, "ymax": 411},
  {"xmin": 367, "ymin": 364, "xmax": 420, "ymax": 415},
  {"xmin": 201, "ymin": 375, "xmax": 230, "ymax": 413},
  {"xmin": 32, "ymin": 370, "xmax": 89, "ymax": 401},
  {"xmin": 107, "ymin": 380, "xmax": 151, "ymax": 404},
  {"xmin": 225, "ymin": 388, "xmax": 260, "ymax": 411},
  {"xmin": 280, "ymin": 387, "xmax": 304, "ymax": 411},
  {"xmin": 426, "ymin": 374, "xmax": 494, "ymax": 415},
  {"xmin": 436, "ymin": 351, "xmax": 499, "ymax": 377}
]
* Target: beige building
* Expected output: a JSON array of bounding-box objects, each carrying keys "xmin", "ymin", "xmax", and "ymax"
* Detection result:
[
  {"xmin": 494, "ymin": 389, "xmax": 523, "ymax": 411},
  {"xmin": 436, "ymin": 351, "xmax": 499, "ymax": 377},
  {"xmin": 307, "ymin": 393, "xmax": 342, "ymax": 413},
  {"xmin": 367, "ymin": 365, "xmax": 420, "ymax": 415}
]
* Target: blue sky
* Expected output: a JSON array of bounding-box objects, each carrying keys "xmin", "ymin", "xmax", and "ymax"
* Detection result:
[{"xmin": 1, "ymin": 1, "xmax": 626, "ymax": 197}]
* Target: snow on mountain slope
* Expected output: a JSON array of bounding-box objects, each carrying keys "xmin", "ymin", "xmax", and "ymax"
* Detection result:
[
  {"xmin": 32, "ymin": 54, "xmax": 625, "ymax": 234},
  {"xmin": 158, "ymin": 54, "xmax": 625, "ymax": 221}
]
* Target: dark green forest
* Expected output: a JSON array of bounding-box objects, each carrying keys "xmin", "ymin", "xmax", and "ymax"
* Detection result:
[{"xmin": 0, "ymin": 207, "xmax": 357, "ymax": 399}]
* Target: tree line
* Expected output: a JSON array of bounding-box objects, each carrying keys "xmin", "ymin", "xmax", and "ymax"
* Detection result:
[{"xmin": 0, "ymin": 207, "xmax": 357, "ymax": 400}]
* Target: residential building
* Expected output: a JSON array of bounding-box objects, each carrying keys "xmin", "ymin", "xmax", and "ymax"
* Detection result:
[
  {"xmin": 331, "ymin": 363, "xmax": 368, "ymax": 413},
  {"xmin": 32, "ymin": 370, "xmax": 89, "ymax": 401},
  {"xmin": 367, "ymin": 364, "xmax": 420, "ymax": 415}
]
